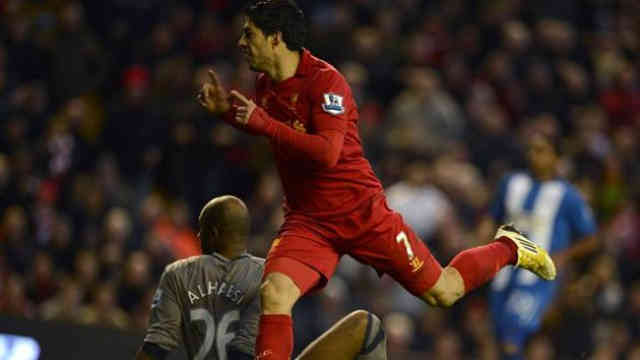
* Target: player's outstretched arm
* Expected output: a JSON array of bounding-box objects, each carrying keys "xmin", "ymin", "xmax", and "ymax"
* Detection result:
[
  {"xmin": 551, "ymin": 188, "xmax": 599, "ymax": 269},
  {"xmin": 136, "ymin": 270, "xmax": 181, "ymax": 360},
  {"xmin": 296, "ymin": 310, "xmax": 387, "ymax": 360},
  {"xmin": 228, "ymin": 89, "xmax": 346, "ymax": 168}
]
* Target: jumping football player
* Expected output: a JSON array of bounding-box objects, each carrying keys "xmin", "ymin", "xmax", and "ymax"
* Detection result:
[
  {"xmin": 478, "ymin": 133, "xmax": 598, "ymax": 359},
  {"xmin": 136, "ymin": 195, "xmax": 387, "ymax": 360},
  {"xmin": 197, "ymin": 1, "xmax": 556, "ymax": 359}
]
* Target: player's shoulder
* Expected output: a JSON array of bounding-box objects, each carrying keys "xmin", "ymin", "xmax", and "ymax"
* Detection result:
[
  {"xmin": 306, "ymin": 51, "xmax": 346, "ymax": 83},
  {"xmin": 164, "ymin": 255, "xmax": 211, "ymax": 274},
  {"xmin": 232, "ymin": 253, "xmax": 265, "ymax": 270},
  {"xmin": 559, "ymin": 181, "xmax": 585, "ymax": 202},
  {"xmin": 227, "ymin": 254, "xmax": 265, "ymax": 290}
]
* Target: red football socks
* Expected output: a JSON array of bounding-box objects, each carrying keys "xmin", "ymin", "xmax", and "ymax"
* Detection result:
[
  {"xmin": 255, "ymin": 314, "xmax": 293, "ymax": 360},
  {"xmin": 449, "ymin": 239, "xmax": 517, "ymax": 293}
]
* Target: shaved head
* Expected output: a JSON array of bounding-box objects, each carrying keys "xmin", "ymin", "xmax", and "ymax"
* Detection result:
[{"xmin": 198, "ymin": 195, "xmax": 250, "ymax": 255}]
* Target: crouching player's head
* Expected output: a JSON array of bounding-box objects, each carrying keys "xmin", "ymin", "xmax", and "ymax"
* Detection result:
[{"xmin": 198, "ymin": 195, "xmax": 250, "ymax": 256}]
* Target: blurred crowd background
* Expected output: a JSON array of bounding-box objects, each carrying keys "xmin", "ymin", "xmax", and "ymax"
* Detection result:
[{"xmin": 1, "ymin": 0, "xmax": 640, "ymax": 359}]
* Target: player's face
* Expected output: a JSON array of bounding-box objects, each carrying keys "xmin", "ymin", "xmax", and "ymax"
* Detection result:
[
  {"xmin": 237, "ymin": 19, "xmax": 275, "ymax": 72},
  {"xmin": 527, "ymin": 135, "xmax": 557, "ymax": 177}
]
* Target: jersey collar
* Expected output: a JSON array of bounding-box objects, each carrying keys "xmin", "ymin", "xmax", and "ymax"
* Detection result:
[
  {"xmin": 267, "ymin": 48, "xmax": 311, "ymax": 89},
  {"xmin": 212, "ymin": 251, "xmax": 250, "ymax": 262}
]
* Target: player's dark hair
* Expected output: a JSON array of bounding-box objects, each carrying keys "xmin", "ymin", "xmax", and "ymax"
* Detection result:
[{"xmin": 243, "ymin": 0, "xmax": 306, "ymax": 51}]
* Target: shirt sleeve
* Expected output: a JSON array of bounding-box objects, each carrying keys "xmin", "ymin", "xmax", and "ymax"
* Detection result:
[
  {"xmin": 243, "ymin": 70, "xmax": 352, "ymax": 168},
  {"xmin": 220, "ymin": 103, "xmax": 262, "ymax": 136},
  {"xmin": 228, "ymin": 292, "xmax": 261, "ymax": 356},
  {"xmin": 565, "ymin": 187, "xmax": 597, "ymax": 239},
  {"xmin": 144, "ymin": 269, "xmax": 183, "ymax": 351},
  {"xmin": 489, "ymin": 175, "xmax": 510, "ymax": 223},
  {"xmin": 307, "ymin": 70, "xmax": 352, "ymax": 132}
]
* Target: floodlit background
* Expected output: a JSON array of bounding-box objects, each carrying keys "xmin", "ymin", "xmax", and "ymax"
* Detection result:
[{"xmin": 0, "ymin": 0, "xmax": 639, "ymax": 359}]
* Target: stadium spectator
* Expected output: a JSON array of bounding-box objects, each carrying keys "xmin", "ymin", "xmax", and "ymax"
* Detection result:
[
  {"xmin": 76, "ymin": 282, "xmax": 130, "ymax": 329},
  {"xmin": 0, "ymin": 273, "xmax": 34, "ymax": 318},
  {"xmin": 25, "ymin": 252, "xmax": 57, "ymax": 305},
  {"xmin": 40, "ymin": 277, "xmax": 84, "ymax": 322}
]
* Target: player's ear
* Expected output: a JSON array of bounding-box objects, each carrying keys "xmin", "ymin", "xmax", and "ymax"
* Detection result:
[
  {"xmin": 271, "ymin": 31, "xmax": 282, "ymax": 48},
  {"xmin": 210, "ymin": 225, "xmax": 219, "ymax": 240},
  {"xmin": 201, "ymin": 224, "xmax": 219, "ymax": 254}
]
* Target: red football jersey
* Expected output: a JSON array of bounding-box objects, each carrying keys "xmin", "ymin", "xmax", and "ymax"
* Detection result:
[{"xmin": 249, "ymin": 49, "xmax": 383, "ymax": 218}]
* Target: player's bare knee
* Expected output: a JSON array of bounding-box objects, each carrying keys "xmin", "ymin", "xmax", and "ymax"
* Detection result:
[
  {"xmin": 345, "ymin": 309, "xmax": 370, "ymax": 330},
  {"xmin": 348, "ymin": 309, "xmax": 369, "ymax": 321},
  {"xmin": 423, "ymin": 267, "xmax": 464, "ymax": 307},
  {"xmin": 424, "ymin": 290, "xmax": 456, "ymax": 307},
  {"xmin": 260, "ymin": 273, "xmax": 301, "ymax": 314},
  {"xmin": 422, "ymin": 293, "xmax": 438, "ymax": 306},
  {"xmin": 260, "ymin": 281, "xmax": 293, "ymax": 313},
  {"xmin": 435, "ymin": 292, "xmax": 459, "ymax": 307},
  {"xmin": 333, "ymin": 310, "xmax": 371, "ymax": 343}
]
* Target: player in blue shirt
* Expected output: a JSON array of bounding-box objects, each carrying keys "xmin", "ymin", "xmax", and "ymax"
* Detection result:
[{"xmin": 478, "ymin": 133, "xmax": 599, "ymax": 359}]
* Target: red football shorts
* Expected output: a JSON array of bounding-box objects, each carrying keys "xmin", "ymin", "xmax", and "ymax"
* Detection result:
[{"xmin": 264, "ymin": 194, "xmax": 443, "ymax": 296}]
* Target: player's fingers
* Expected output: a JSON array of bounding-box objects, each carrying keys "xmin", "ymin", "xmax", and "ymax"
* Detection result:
[
  {"xmin": 204, "ymin": 85, "xmax": 216, "ymax": 101},
  {"xmin": 235, "ymin": 106, "xmax": 247, "ymax": 117},
  {"xmin": 199, "ymin": 84, "xmax": 208, "ymax": 96},
  {"xmin": 208, "ymin": 69, "xmax": 220, "ymax": 86},
  {"xmin": 229, "ymin": 90, "xmax": 250, "ymax": 104}
]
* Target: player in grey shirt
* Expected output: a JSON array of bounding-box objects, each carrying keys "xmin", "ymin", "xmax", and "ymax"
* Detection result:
[{"xmin": 136, "ymin": 195, "xmax": 386, "ymax": 360}]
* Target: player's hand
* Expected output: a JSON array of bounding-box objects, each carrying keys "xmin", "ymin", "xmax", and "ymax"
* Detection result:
[
  {"xmin": 229, "ymin": 90, "xmax": 256, "ymax": 125},
  {"xmin": 197, "ymin": 70, "xmax": 231, "ymax": 115}
]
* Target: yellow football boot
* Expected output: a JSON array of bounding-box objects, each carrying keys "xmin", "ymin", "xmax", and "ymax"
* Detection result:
[{"xmin": 495, "ymin": 224, "xmax": 557, "ymax": 281}]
